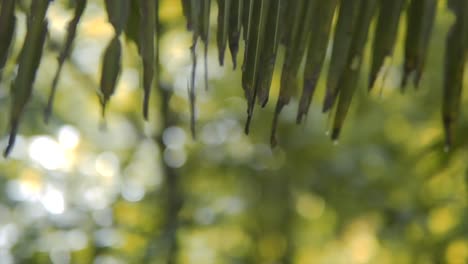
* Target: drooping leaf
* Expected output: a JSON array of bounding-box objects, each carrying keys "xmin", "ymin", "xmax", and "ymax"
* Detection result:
[
  {"xmin": 187, "ymin": 0, "xmax": 204, "ymax": 138},
  {"xmin": 242, "ymin": 0, "xmax": 271, "ymax": 134},
  {"xmin": 228, "ymin": 0, "xmax": 242, "ymax": 69},
  {"xmin": 256, "ymin": 0, "xmax": 282, "ymax": 107},
  {"xmin": 186, "ymin": 0, "xmax": 205, "ymax": 138},
  {"xmin": 401, "ymin": 0, "xmax": 437, "ymax": 89},
  {"xmin": 124, "ymin": 0, "xmax": 141, "ymax": 46},
  {"xmin": 242, "ymin": 0, "xmax": 250, "ymax": 42},
  {"xmin": 0, "ymin": 0, "xmax": 16, "ymax": 72},
  {"xmin": 442, "ymin": 0, "xmax": 468, "ymax": 149},
  {"xmin": 189, "ymin": 37, "xmax": 198, "ymax": 138},
  {"xmin": 322, "ymin": 0, "xmax": 362, "ymax": 113},
  {"xmin": 200, "ymin": 0, "xmax": 211, "ymax": 44},
  {"xmin": 201, "ymin": 0, "xmax": 211, "ymax": 91},
  {"xmin": 139, "ymin": 0, "xmax": 156, "ymax": 120},
  {"xmin": 280, "ymin": 0, "xmax": 295, "ymax": 47},
  {"xmin": 271, "ymin": 0, "xmax": 317, "ymax": 146},
  {"xmin": 99, "ymin": 37, "xmax": 122, "ymax": 118},
  {"xmin": 4, "ymin": 0, "xmax": 50, "ymax": 157},
  {"xmin": 368, "ymin": 0, "xmax": 405, "ymax": 91},
  {"xmin": 331, "ymin": 0, "xmax": 378, "ymax": 140},
  {"xmin": 99, "ymin": 0, "xmax": 128, "ymax": 120},
  {"xmin": 190, "ymin": 0, "xmax": 202, "ymax": 38},
  {"xmin": 216, "ymin": 0, "xmax": 231, "ymax": 66},
  {"xmin": 181, "ymin": 0, "xmax": 192, "ymax": 30},
  {"xmin": 45, "ymin": 0, "xmax": 87, "ymax": 122},
  {"xmin": 104, "ymin": 0, "xmax": 130, "ymax": 35},
  {"xmin": 297, "ymin": 0, "xmax": 338, "ymax": 123}
]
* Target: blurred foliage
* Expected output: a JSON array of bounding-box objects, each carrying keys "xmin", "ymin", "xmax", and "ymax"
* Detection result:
[{"xmin": 0, "ymin": 1, "xmax": 467, "ymax": 264}]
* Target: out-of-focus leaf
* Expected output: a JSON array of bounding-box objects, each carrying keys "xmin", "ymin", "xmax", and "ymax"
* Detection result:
[
  {"xmin": 331, "ymin": 0, "xmax": 378, "ymax": 140},
  {"xmin": 139, "ymin": 0, "xmax": 156, "ymax": 120},
  {"xmin": 271, "ymin": 0, "xmax": 317, "ymax": 146},
  {"xmin": 45, "ymin": 0, "xmax": 87, "ymax": 122},
  {"xmin": 201, "ymin": 0, "xmax": 211, "ymax": 91},
  {"xmin": 242, "ymin": 0, "xmax": 250, "ymax": 42},
  {"xmin": 297, "ymin": 0, "xmax": 338, "ymax": 123},
  {"xmin": 323, "ymin": 0, "xmax": 362, "ymax": 113},
  {"xmin": 442, "ymin": 0, "xmax": 468, "ymax": 149},
  {"xmin": 181, "ymin": 0, "xmax": 192, "ymax": 30},
  {"xmin": 216, "ymin": 0, "xmax": 231, "ymax": 66},
  {"xmin": 4, "ymin": 0, "xmax": 50, "ymax": 157},
  {"xmin": 228, "ymin": 0, "xmax": 242, "ymax": 69},
  {"xmin": 401, "ymin": 0, "xmax": 436, "ymax": 89},
  {"xmin": 368, "ymin": 0, "xmax": 405, "ymax": 91},
  {"xmin": 280, "ymin": 0, "xmax": 295, "ymax": 47},
  {"xmin": 124, "ymin": 0, "xmax": 141, "ymax": 46},
  {"xmin": 99, "ymin": 0, "xmax": 128, "ymax": 120},
  {"xmin": 104, "ymin": 0, "xmax": 129, "ymax": 35},
  {"xmin": 189, "ymin": 38, "xmax": 197, "ymax": 138},
  {"xmin": 99, "ymin": 37, "xmax": 122, "ymax": 118},
  {"xmin": 190, "ymin": 0, "xmax": 201, "ymax": 38},
  {"xmin": 0, "ymin": 0, "xmax": 16, "ymax": 71},
  {"xmin": 242, "ymin": 0, "xmax": 270, "ymax": 133},
  {"xmin": 256, "ymin": 0, "xmax": 282, "ymax": 107}
]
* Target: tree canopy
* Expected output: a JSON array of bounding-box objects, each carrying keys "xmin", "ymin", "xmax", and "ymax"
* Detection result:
[
  {"xmin": 0, "ymin": 0, "xmax": 467, "ymax": 156},
  {"xmin": 0, "ymin": 1, "xmax": 467, "ymax": 263}
]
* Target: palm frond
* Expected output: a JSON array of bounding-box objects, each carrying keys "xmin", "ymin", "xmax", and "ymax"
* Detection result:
[{"xmin": 0, "ymin": 0, "xmax": 466, "ymax": 155}]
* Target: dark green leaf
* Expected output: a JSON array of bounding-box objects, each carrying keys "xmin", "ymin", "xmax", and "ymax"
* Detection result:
[
  {"xmin": 442, "ymin": 0, "xmax": 468, "ymax": 149},
  {"xmin": 401, "ymin": 0, "xmax": 436, "ymax": 89},
  {"xmin": 368, "ymin": 0, "xmax": 405, "ymax": 91},
  {"xmin": 331, "ymin": 0, "xmax": 378, "ymax": 140},
  {"xmin": 323, "ymin": 0, "xmax": 362, "ymax": 113},
  {"xmin": 45, "ymin": 0, "xmax": 87, "ymax": 122},
  {"xmin": 5, "ymin": 0, "xmax": 50, "ymax": 157},
  {"xmin": 297, "ymin": 0, "xmax": 338, "ymax": 123},
  {"xmin": 99, "ymin": 37, "xmax": 122, "ymax": 118}
]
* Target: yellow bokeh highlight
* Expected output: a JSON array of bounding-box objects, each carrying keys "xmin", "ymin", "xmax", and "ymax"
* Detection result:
[
  {"xmin": 446, "ymin": 240, "xmax": 468, "ymax": 264},
  {"xmin": 428, "ymin": 206, "xmax": 459, "ymax": 236}
]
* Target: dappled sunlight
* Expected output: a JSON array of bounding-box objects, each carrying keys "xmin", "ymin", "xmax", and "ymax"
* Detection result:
[
  {"xmin": 0, "ymin": 0, "xmax": 467, "ymax": 263},
  {"xmin": 29, "ymin": 136, "xmax": 69, "ymax": 171},
  {"xmin": 40, "ymin": 185, "xmax": 66, "ymax": 215}
]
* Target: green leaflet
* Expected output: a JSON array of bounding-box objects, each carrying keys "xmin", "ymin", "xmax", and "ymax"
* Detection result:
[
  {"xmin": 200, "ymin": 0, "xmax": 211, "ymax": 43},
  {"xmin": 401, "ymin": 0, "xmax": 436, "ymax": 89},
  {"xmin": 228, "ymin": 0, "xmax": 242, "ymax": 69},
  {"xmin": 45, "ymin": 0, "xmax": 87, "ymax": 122},
  {"xmin": 104, "ymin": 0, "xmax": 129, "ymax": 35},
  {"xmin": 280, "ymin": 0, "xmax": 296, "ymax": 47},
  {"xmin": 442, "ymin": 0, "xmax": 468, "ymax": 149},
  {"xmin": 100, "ymin": 0, "xmax": 128, "ymax": 120},
  {"xmin": 256, "ymin": 0, "xmax": 282, "ymax": 107},
  {"xmin": 99, "ymin": 36, "xmax": 122, "ymax": 117},
  {"xmin": 189, "ymin": 38, "xmax": 198, "ymax": 138},
  {"xmin": 190, "ymin": 0, "xmax": 201, "ymax": 38},
  {"xmin": 241, "ymin": 0, "xmax": 253, "ymax": 72},
  {"xmin": 139, "ymin": 0, "xmax": 156, "ymax": 120},
  {"xmin": 188, "ymin": 0, "xmax": 202, "ymax": 138},
  {"xmin": 187, "ymin": 0, "xmax": 210, "ymax": 136},
  {"xmin": 242, "ymin": 0, "xmax": 250, "ymax": 42},
  {"xmin": 217, "ymin": 0, "xmax": 231, "ymax": 66},
  {"xmin": 368, "ymin": 0, "xmax": 405, "ymax": 91},
  {"xmin": 181, "ymin": 0, "xmax": 192, "ymax": 30},
  {"xmin": 4, "ymin": 0, "xmax": 50, "ymax": 157},
  {"xmin": 271, "ymin": 0, "xmax": 316, "ymax": 146},
  {"xmin": 242, "ymin": 0, "xmax": 270, "ymax": 134},
  {"xmin": 297, "ymin": 0, "xmax": 338, "ymax": 124},
  {"xmin": 202, "ymin": 0, "xmax": 211, "ymax": 91},
  {"xmin": 323, "ymin": 0, "xmax": 362, "ymax": 113},
  {"xmin": 331, "ymin": 0, "xmax": 378, "ymax": 140},
  {"xmin": 124, "ymin": 0, "xmax": 141, "ymax": 46},
  {"xmin": 0, "ymin": 0, "xmax": 16, "ymax": 71}
]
